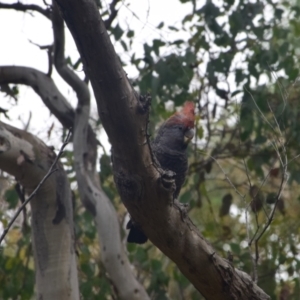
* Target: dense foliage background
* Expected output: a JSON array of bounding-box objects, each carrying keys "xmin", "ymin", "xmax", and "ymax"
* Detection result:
[{"xmin": 1, "ymin": 0, "xmax": 300, "ymax": 298}]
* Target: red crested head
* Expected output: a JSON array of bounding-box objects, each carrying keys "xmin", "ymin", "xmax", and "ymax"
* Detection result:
[{"xmin": 166, "ymin": 101, "xmax": 195, "ymax": 129}]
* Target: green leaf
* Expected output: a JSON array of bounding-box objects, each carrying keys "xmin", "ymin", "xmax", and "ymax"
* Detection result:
[
  {"xmin": 254, "ymin": 135, "xmax": 267, "ymax": 144},
  {"xmin": 112, "ymin": 24, "xmax": 123, "ymax": 41},
  {"xmin": 126, "ymin": 30, "xmax": 134, "ymax": 38},
  {"xmin": 180, "ymin": 191, "xmax": 191, "ymax": 203},
  {"xmin": 157, "ymin": 22, "xmax": 164, "ymax": 29},
  {"xmin": 168, "ymin": 26, "xmax": 178, "ymax": 31},
  {"xmin": 5, "ymin": 189, "xmax": 19, "ymax": 209},
  {"xmin": 275, "ymin": 8, "xmax": 284, "ymax": 19},
  {"xmin": 230, "ymin": 243, "xmax": 241, "ymax": 255},
  {"xmin": 151, "ymin": 259, "xmax": 162, "ymax": 271},
  {"xmin": 197, "ymin": 126, "xmax": 203, "ymax": 139},
  {"xmin": 120, "ymin": 40, "xmax": 128, "ymax": 51},
  {"xmin": 152, "ymin": 39, "xmax": 165, "ymax": 56}
]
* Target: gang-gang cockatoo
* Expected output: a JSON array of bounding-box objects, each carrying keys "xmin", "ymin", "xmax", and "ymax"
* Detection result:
[{"xmin": 127, "ymin": 101, "xmax": 195, "ymax": 244}]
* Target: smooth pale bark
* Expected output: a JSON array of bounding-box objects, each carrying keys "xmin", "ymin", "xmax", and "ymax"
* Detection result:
[
  {"xmin": 0, "ymin": 122, "xmax": 79, "ymax": 300},
  {"xmin": 55, "ymin": 0, "xmax": 270, "ymax": 299},
  {"xmin": 0, "ymin": 61, "xmax": 149, "ymax": 298},
  {"xmin": 0, "ymin": 66, "xmax": 74, "ymax": 128}
]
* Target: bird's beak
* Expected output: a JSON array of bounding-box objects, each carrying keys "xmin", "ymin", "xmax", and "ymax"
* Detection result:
[{"xmin": 184, "ymin": 128, "xmax": 195, "ymax": 144}]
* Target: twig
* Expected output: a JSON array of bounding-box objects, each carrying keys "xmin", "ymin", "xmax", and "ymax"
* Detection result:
[
  {"xmin": 0, "ymin": 2, "xmax": 51, "ymax": 19},
  {"xmin": 268, "ymin": 67, "xmax": 287, "ymax": 116},
  {"xmin": 244, "ymin": 87, "xmax": 276, "ymax": 133},
  {"xmin": 241, "ymin": 158, "xmax": 256, "ymax": 249},
  {"xmin": 210, "ymin": 156, "xmax": 245, "ymax": 199},
  {"xmin": 254, "ymin": 169, "xmax": 288, "ymax": 257},
  {"xmin": 245, "ymin": 84, "xmax": 289, "ymax": 274},
  {"xmin": 15, "ymin": 183, "xmax": 28, "ymax": 231},
  {"xmin": 241, "ymin": 154, "xmax": 258, "ymax": 281},
  {"xmin": 0, "ymin": 130, "xmax": 71, "ymax": 245}
]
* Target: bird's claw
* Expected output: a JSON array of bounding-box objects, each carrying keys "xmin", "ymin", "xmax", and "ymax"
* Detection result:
[{"xmin": 174, "ymin": 200, "xmax": 189, "ymax": 222}]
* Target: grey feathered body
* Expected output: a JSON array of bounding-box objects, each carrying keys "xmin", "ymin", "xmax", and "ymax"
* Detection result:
[
  {"xmin": 151, "ymin": 141, "xmax": 188, "ymax": 199},
  {"xmin": 127, "ymin": 123, "xmax": 190, "ymax": 244}
]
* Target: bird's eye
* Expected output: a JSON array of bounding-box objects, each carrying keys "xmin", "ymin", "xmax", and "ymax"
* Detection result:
[{"xmin": 177, "ymin": 125, "xmax": 183, "ymax": 130}]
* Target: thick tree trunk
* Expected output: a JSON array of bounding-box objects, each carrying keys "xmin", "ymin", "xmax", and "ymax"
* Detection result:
[
  {"xmin": 55, "ymin": 0, "xmax": 270, "ymax": 299},
  {"xmin": 0, "ymin": 122, "xmax": 79, "ymax": 300}
]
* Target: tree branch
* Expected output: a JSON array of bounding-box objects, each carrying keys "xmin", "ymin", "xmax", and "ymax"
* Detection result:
[
  {"xmin": 0, "ymin": 130, "xmax": 71, "ymax": 245},
  {"xmin": 55, "ymin": 0, "xmax": 270, "ymax": 298},
  {"xmin": 0, "ymin": 66, "xmax": 74, "ymax": 128},
  {"xmin": 52, "ymin": 1, "xmax": 89, "ymax": 102},
  {"xmin": 0, "ymin": 122, "xmax": 79, "ymax": 300},
  {"xmin": 72, "ymin": 67, "xmax": 150, "ymax": 300},
  {"xmin": 0, "ymin": 64, "xmax": 149, "ymax": 299},
  {"xmin": 50, "ymin": 3, "xmax": 150, "ymax": 298},
  {"xmin": 0, "ymin": 65, "xmax": 98, "ymax": 169},
  {"xmin": 0, "ymin": 2, "xmax": 51, "ymax": 19}
]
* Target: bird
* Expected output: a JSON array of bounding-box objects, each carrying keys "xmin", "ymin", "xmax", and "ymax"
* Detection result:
[{"xmin": 127, "ymin": 101, "xmax": 195, "ymax": 244}]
